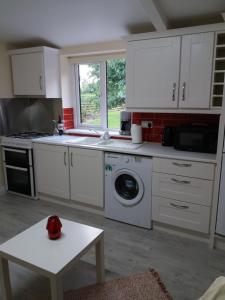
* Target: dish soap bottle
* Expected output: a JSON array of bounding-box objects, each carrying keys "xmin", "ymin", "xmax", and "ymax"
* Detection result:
[{"xmin": 57, "ymin": 115, "xmax": 64, "ymax": 135}]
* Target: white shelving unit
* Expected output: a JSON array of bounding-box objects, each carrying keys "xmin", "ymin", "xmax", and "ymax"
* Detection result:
[{"xmin": 211, "ymin": 32, "xmax": 225, "ymax": 108}]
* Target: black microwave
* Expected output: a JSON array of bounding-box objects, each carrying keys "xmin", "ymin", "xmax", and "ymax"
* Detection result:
[{"xmin": 174, "ymin": 124, "xmax": 218, "ymax": 154}]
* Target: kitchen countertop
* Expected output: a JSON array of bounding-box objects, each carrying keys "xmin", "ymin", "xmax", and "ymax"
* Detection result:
[{"xmin": 33, "ymin": 135, "xmax": 217, "ymax": 164}]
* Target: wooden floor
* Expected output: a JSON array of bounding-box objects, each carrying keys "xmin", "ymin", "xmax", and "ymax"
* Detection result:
[{"xmin": 0, "ymin": 193, "xmax": 225, "ymax": 300}]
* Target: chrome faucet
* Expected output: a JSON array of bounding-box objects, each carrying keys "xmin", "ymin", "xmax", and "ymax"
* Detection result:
[
  {"xmin": 89, "ymin": 129, "xmax": 110, "ymax": 140},
  {"xmin": 100, "ymin": 130, "xmax": 110, "ymax": 140}
]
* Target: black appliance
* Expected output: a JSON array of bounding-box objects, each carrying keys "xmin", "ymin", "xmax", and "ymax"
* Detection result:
[
  {"xmin": 119, "ymin": 111, "xmax": 131, "ymax": 136},
  {"xmin": 174, "ymin": 124, "xmax": 218, "ymax": 153},
  {"xmin": 162, "ymin": 126, "xmax": 174, "ymax": 146},
  {"xmin": 2, "ymin": 132, "xmax": 51, "ymax": 198}
]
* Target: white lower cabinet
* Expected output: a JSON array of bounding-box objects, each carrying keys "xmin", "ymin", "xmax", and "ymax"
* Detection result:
[
  {"xmin": 152, "ymin": 196, "xmax": 211, "ymax": 233},
  {"xmin": 69, "ymin": 148, "xmax": 104, "ymax": 208},
  {"xmin": 152, "ymin": 157, "xmax": 215, "ymax": 233},
  {"xmin": 152, "ymin": 173, "xmax": 213, "ymax": 206},
  {"xmin": 34, "ymin": 144, "xmax": 103, "ymax": 208},
  {"xmin": 34, "ymin": 144, "xmax": 70, "ymax": 199}
]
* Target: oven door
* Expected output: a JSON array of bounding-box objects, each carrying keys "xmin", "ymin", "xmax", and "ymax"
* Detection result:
[
  {"xmin": 2, "ymin": 147, "xmax": 35, "ymax": 197},
  {"xmin": 4, "ymin": 165, "xmax": 32, "ymax": 196},
  {"xmin": 3, "ymin": 147, "xmax": 31, "ymax": 168}
]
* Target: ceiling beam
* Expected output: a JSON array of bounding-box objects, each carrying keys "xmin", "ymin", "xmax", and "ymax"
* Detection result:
[{"xmin": 140, "ymin": 0, "xmax": 168, "ymax": 31}]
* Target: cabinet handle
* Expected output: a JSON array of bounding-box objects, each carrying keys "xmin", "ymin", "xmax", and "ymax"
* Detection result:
[
  {"xmin": 172, "ymin": 82, "xmax": 176, "ymax": 101},
  {"xmin": 64, "ymin": 152, "xmax": 67, "ymax": 166},
  {"xmin": 172, "ymin": 162, "xmax": 192, "ymax": 167},
  {"xmin": 170, "ymin": 202, "xmax": 189, "ymax": 209},
  {"xmin": 171, "ymin": 178, "xmax": 191, "ymax": 184},
  {"xmin": 70, "ymin": 152, "xmax": 73, "ymax": 167},
  {"xmin": 39, "ymin": 75, "xmax": 42, "ymax": 91},
  {"xmin": 182, "ymin": 82, "xmax": 186, "ymax": 101}
]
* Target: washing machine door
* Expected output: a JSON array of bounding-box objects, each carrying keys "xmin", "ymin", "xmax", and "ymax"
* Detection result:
[{"xmin": 113, "ymin": 169, "xmax": 144, "ymax": 206}]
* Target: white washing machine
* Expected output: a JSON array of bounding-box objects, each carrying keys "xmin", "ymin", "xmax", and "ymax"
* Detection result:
[{"xmin": 104, "ymin": 152, "xmax": 152, "ymax": 229}]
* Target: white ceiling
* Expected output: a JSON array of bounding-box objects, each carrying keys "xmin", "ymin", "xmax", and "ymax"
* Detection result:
[{"xmin": 0, "ymin": 0, "xmax": 225, "ymax": 48}]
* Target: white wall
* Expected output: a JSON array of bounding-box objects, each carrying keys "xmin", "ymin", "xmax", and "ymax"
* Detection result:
[{"xmin": 0, "ymin": 42, "xmax": 13, "ymax": 98}]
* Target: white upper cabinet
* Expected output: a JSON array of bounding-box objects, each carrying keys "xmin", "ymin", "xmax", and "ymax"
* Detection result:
[
  {"xmin": 179, "ymin": 32, "xmax": 214, "ymax": 108},
  {"xmin": 126, "ymin": 37, "xmax": 180, "ymax": 109},
  {"xmin": 126, "ymin": 32, "xmax": 215, "ymax": 110},
  {"xmin": 9, "ymin": 46, "xmax": 61, "ymax": 98}
]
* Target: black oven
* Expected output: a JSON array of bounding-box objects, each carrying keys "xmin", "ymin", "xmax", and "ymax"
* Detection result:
[
  {"xmin": 174, "ymin": 124, "xmax": 218, "ymax": 154},
  {"xmin": 2, "ymin": 147, "xmax": 35, "ymax": 197}
]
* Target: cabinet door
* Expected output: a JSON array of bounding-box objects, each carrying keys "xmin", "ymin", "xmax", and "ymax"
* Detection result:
[
  {"xmin": 179, "ymin": 32, "xmax": 214, "ymax": 108},
  {"xmin": 126, "ymin": 37, "xmax": 180, "ymax": 109},
  {"xmin": 34, "ymin": 144, "xmax": 70, "ymax": 199},
  {"xmin": 11, "ymin": 52, "xmax": 45, "ymax": 95},
  {"xmin": 70, "ymin": 148, "xmax": 103, "ymax": 208}
]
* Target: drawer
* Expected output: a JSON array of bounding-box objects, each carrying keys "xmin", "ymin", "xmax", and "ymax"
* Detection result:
[
  {"xmin": 153, "ymin": 157, "xmax": 215, "ymax": 180},
  {"xmin": 152, "ymin": 173, "xmax": 213, "ymax": 206},
  {"xmin": 152, "ymin": 196, "xmax": 210, "ymax": 233}
]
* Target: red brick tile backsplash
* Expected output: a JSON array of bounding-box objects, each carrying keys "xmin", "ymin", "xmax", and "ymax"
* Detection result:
[
  {"xmin": 63, "ymin": 108, "xmax": 74, "ymax": 130},
  {"xmin": 63, "ymin": 108, "xmax": 219, "ymax": 143},
  {"xmin": 132, "ymin": 112, "xmax": 220, "ymax": 143}
]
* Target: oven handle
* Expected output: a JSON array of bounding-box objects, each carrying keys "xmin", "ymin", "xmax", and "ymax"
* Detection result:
[
  {"xmin": 5, "ymin": 165, "xmax": 28, "ymax": 172},
  {"xmin": 3, "ymin": 147, "xmax": 27, "ymax": 154}
]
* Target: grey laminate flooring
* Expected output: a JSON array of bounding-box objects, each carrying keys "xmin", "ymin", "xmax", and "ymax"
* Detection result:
[{"xmin": 0, "ymin": 193, "xmax": 225, "ymax": 300}]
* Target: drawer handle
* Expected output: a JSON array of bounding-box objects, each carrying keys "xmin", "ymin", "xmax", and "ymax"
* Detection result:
[
  {"xmin": 170, "ymin": 202, "xmax": 189, "ymax": 209},
  {"xmin": 172, "ymin": 162, "xmax": 192, "ymax": 167},
  {"xmin": 171, "ymin": 178, "xmax": 191, "ymax": 184}
]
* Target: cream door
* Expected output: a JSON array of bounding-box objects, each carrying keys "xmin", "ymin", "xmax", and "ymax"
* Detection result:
[
  {"xmin": 69, "ymin": 148, "xmax": 104, "ymax": 208},
  {"xmin": 179, "ymin": 32, "xmax": 214, "ymax": 108},
  {"xmin": 126, "ymin": 36, "xmax": 181, "ymax": 109},
  {"xmin": 11, "ymin": 52, "xmax": 45, "ymax": 95},
  {"xmin": 152, "ymin": 196, "xmax": 210, "ymax": 233},
  {"xmin": 34, "ymin": 144, "xmax": 70, "ymax": 198}
]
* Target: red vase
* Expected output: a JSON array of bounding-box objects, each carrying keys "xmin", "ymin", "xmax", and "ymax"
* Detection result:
[{"xmin": 46, "ymin": 216, "xmax": 62, "ymax": 239}]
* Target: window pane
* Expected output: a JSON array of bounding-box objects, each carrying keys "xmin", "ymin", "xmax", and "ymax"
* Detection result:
[
  {"xmin": 106, "ymin": 58, "xmax": 126, "ymax": 130},
  {"xmin": 78, "ymin": 63, "xmax": 101, "ymax": 126}
]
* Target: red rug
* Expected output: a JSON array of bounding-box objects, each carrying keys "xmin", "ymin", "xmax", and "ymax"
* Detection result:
[{"xmin": 64, "ymin": 269, "xmax": 172, "ymax": 300}]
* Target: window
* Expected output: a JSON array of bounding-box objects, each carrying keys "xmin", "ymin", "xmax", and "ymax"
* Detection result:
[{"xmin": 74, "ymin": 57, "xmax": 126, "ymax": 130}]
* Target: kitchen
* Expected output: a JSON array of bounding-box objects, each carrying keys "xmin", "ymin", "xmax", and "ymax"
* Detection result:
[{"xmin": 0, "ymin": 1, "xmax": 225, "ymax": 300}]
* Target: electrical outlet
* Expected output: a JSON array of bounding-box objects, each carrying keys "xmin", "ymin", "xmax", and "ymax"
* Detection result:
[{"xmin": 141, "ymin": 121, "xmax": 153, "ymax": 128}]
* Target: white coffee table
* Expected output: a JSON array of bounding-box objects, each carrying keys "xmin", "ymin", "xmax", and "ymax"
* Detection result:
[{"xmin": 0, "ymin": 217, "xmax": 105, "ymax": 300}]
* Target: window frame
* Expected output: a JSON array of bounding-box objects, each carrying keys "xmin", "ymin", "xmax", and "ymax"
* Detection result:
[{"xmin": 71, "ymin": 54, "xmax": 125, "ymax": 131}]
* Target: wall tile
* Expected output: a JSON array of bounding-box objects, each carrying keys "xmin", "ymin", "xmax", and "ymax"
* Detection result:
[
  {"xmin": 132, "ymin": 112, "xmax": 219, "ymax": 143},
  {"xmin": 63, "ymin": 107, "xmax": 74, "ymax": 129}
]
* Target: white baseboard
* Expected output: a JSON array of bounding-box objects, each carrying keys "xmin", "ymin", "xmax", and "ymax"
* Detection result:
[{"xmin": 0, "ymin": 185, "xmax": 6, "ymax": 195}]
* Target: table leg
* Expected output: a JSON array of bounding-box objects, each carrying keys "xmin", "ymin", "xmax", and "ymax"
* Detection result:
[
  {"xmin": 0, "ymin": 258, "xmax": 12, "ymax": 300},
  {"xmin": 95, "ymin": 234, "xmax": 105, "ymax": 284},
  {"xmin": 50, "ymin": 276, "xmax": 63, "ymax": 300}
]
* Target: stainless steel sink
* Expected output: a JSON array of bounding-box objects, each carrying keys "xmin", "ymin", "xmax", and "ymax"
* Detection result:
[
  {"xmin": 65, "ymin": 136, "xmax": 143, "ymax": 149},
  {"xmin": 65, "ymin": 137, "xmax": 100, "ymax": 145}
]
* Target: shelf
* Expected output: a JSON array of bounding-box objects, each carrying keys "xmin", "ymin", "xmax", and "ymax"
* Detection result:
[{"xmin": 211, "ymin": 32, "xmax": 225, "ymax": 108}]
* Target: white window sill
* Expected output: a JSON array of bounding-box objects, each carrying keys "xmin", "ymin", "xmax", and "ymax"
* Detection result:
[{"xmin": 64, "ymin": 128, "xmax": 131, "ymax": 139}]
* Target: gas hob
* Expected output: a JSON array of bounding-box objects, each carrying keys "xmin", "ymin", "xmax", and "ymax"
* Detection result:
[{"xmin": 1, "ymin": 132, "xmax": 52, "ymax": 149}]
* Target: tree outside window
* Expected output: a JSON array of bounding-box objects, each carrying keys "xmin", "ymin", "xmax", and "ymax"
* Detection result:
[{"xmin": 75, "ymin": 58, "xmax": 126, "ymax": 130}]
